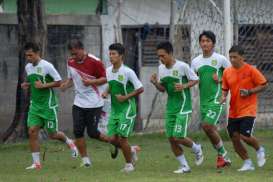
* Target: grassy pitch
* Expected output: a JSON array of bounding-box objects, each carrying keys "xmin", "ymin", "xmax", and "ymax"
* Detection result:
[{"xmin": 0, "ymin": 130, "xmax": 272, "ymax": 182}]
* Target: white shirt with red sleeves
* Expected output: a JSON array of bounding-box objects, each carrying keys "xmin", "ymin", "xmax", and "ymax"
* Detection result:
[{"xmin": 67, "ymin": 54, "xmax": 106, "ymax": 108}]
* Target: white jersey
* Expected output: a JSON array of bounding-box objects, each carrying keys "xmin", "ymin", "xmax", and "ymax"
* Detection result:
[{"xmin": 67, "ymin": 54, "xmax": 106, "ymax": 108}]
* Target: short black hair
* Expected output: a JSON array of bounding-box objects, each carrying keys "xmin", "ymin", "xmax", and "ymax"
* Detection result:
[
  {"xmin": 229, "ymin": 45, "xmax": 245, "ymax": 56},
  {"xmin": 199, "ymin": 30, "xmax": 216, "ymax": 44},
  {"xmin": 109, "ymin": 43, "xmax": 125, "ymax": 55},
  {"xmin": 24, "ymin": 42, "xmax": 40, "ymax": 52},
  {"xmin": 156, "ymin": 41, "xmax": 173, "ymax": 54},
  {"xmin": 68, "ymin": 39, "xmax": 84, "ymax": 50}
]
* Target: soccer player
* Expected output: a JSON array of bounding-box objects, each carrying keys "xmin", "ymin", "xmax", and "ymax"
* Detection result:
[
  {"xmin": 150, "ymin": 41, "xmax": 203, "ymax": 174},
  {"xmin": 21, "ymin": 42, "xmax": 78, "ymax": 170},
  {"xmin": 60, "ymin": 40, "xmax": 118, "ymax": 167},
  {"xmin": 191, "ymin": 31, "xmax": 231, "ymax": 168},
  {"xmin": 221, "ymin": 45, "xmax": 267, "ymax": 171},
  {"xmin": 102, "ymin": 43, "xmax": 143, "ymax": 172}
]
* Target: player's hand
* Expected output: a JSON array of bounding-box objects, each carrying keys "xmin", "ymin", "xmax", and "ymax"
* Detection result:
[
  {"xmin": 115, "ymin": 94, "xmax": 128, "ymax": 102},
  {"xmin": 240, "ymin": 89, "xmax": 251, "ymax": 97},
  {"xmin": 102, "ymin": 92, "xmax": 108, "ymax": 99},
  {"xmin": 21, "ymin": 82, "xmax": 30, "ymax": 90},
  {"xmin": 82, "ymin": 78, "xmax": 95, "ymax": 86},
  {"xmin": 174, "ymin": 83, "xmax": 185, "ymax": 91},
  {"xmin": 150, "ymin": 73, "xmax": 158, "ymax": 85},
  {"xmin": 34, "ymin": 80, "xmax": 44, "ymax": 89},
  {"xmin": 60, "ymin": 82, "xmax": 67, "ymax": 92},
  {"xmin": 219, "ymin": 95, "xmax": 226, "ymax": 104},
  {"xmin": 212, "ymin": 73, "xmax": 220, "ymax": 83}
]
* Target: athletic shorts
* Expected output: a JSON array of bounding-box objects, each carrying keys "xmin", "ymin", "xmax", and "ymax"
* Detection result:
[
  {"xmin": 165, "ymin": 113, "xmax": 191, "ymax": 138},
  {"xmin": 72, "ymin": 105, "xmax": 102, "ymax": 139},
  {"xmin": 107, "ymin": 112, "xmax": 135, "ymax": 138},
  {"xmin": 227, "ymin": 116, "xmax": 255, "ymax": 137},
  {"xmin": 201, "ymin": 104, "xmax": 223, "ymax": 125},
  {"xmin": 27, "ymin": 109, "xmax": 58, "ymax": 134}
]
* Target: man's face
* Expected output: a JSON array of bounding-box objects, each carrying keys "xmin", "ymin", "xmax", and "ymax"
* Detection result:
[
  {"xmin": 229, "ymin": 52, "xmax": 244, "ymax": 68},
  {"xmin": 199, "ymin": 35, "xmax": 214, "ymax": 53},
  {"xmin": 157, "ymin": 49, "xmax": 172, "ymax": 65},
  {"xmin": 69, "ymin": 48, "xmax": 85, "ymax": 62},
  {"xmin": 25, "ymin": 49, "xmax": 40, "ymax": 64},
  {"xmin": 109, "ymin": 50, "xmax": 122, "ymax": 65}
]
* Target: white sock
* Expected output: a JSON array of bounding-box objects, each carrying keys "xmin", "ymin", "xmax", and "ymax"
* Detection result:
[
  {"xmin": 191, "ymin": 142, "xmax": 199, "ymax": 153},
  {"xmin": 257, "ymin": 147, "xmax": 264, "ymax": 153},
  {"xmin": 82, "ymin": 156, "xmax": 91, "ymax": 164},
  {"xmin": 32, "ymin": 152, "xmax": 40, "ymax": 164},
  {"xmin": 176, "ymin": 154, "xmax": 189, "ymax": 168},
  {"xmin": 125, "ymin": 163, "xmax": 133, "ymax": 168},
  {"xmin": 244, "ymin": 159, "xmax": 252, "ymax": 165}
]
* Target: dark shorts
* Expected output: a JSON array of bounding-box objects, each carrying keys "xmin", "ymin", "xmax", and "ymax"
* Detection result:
[
  {"xmin": 227, "ymin": 116, "xmax": 255, "ymax": 137},
  {"xmin": 72, "ymin": 105, "xmax": 102, "ymax": 139}
]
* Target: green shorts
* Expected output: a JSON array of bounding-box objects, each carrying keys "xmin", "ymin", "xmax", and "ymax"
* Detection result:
[
  {"xmin": 165, "ymin": 113, "xmax": 191, "ymax": 138},
  {"xmin": 27, "ymin": 108, "xmax": 58, "ymax": 134},
  {"xmin": 201, "ymin": 104, "xmax": 223, "ymax": 125},
  {"xmin": 107, "ymin": 113, "xmax": 135, "ymax": 138}
]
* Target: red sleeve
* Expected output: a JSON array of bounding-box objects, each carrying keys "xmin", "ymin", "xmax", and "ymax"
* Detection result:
[
  {"xmin": 251, "ymin": 67, "xmax": 267, "ymax": 86},
  {"xmin": 222, "ymin": 70, "xmax": 229, "ymax": 91},
  {"xmin": 95, "ymin": 61, "xmax": 106, "ymax": 78}
]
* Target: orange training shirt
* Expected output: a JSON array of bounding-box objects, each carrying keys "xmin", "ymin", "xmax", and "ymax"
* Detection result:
[{"xmin": 222, "ymin": 63, "xmax": 267, "ymax": 118}]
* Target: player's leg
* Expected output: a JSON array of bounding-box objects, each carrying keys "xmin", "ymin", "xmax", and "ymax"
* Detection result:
[
  {"xmin": 117, "ymin": 116, "xmax": 138, "ymax": 172},
  {"xmin": 165, "ymin": 114, "xmax": 190, "ymax": 173},
  {"xmin": 239, "ymin": 117, "xmax": 265, "ymax": 168},
  {"xmin": 174, "ymin": 114, "xmax": 203, "ymax": 166},
  {"xmin": 201, "ymin": 105, "xmax": 230, "ymax": 168},
  {"xmin": 26, "ymin": 113, "xmax": 42, "ymax": 170},
  {"xmin": 227, "ymin": 119, "xmax": 254, "ymax": 171},
  {"xmin": 72, "ymin": 105, "xmax": 91, "ymax": 167}
]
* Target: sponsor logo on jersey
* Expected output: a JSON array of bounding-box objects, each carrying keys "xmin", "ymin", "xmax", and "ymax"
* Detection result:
[
  {"xmin": 37, "ymin": 67, "xmax": 42, "ymax": 74},
  {"xmin": 118, "ymin": 75, "xmax": 124, "ymax": 81},
  {"xmin": 172, "ymin": 70, "xmax": 179, "ymax": 77},
  {"xmin": 211, "ymin": 59, "xmax": 217, "ymax": 66}
]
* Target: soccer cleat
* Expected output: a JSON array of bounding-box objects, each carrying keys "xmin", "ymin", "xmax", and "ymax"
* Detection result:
[
  {"xmin": 237, "ymin": 161, "xmax": 255, "ymax": 172},
  {"xmin": 110, "ymin": 144, "xmax": 119, "ymax": 159},
  {"xmin": 67, "ymin": 139, "xmax": 79, "ymax": 158},
  {"xmin": 121, "ymin": 163, "xmax": 134, "ymax": 173},
  {"xmin": 257, "ymin": 147, "xmax": 266, "ymax": 167},
  {"xmin": 216, "ymin": 155, "xmax": 231, "ymax": 168},
  {"xmin": 80, "ymin": 161, "xmax": 92, "ymax": 168},
  {"xmin": 194, "ymin": 144, "xmax": 204, "ymax": 166},
  {"xmin": 131, "ymin": 145, "xmax": 141, "ymax": 165},
  {"xmin": 25, "ymin": 162, "xmax": 42, "ymax": 170},
  {"xmin": 173, "ymin": 165, "xmax": 191, "ymax": 174}
]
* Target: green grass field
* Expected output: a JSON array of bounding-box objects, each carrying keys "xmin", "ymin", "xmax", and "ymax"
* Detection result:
[{"xmin": 0, "ymin": 130, "xmax": 273, "ymax": 182}]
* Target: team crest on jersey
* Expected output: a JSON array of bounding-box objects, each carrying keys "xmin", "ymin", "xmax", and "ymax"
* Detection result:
[
  {"xmin": 118, "ymin": 75, "xmax": 124, "ymax": 81},
  {"xmin": 172, "ymin": 70, "xmax": 179, "ymax": 77},
  {"xmin": 211, "ymin": 59, "xmax": 217, "ymax": 66},
  {"xmin": 36, "ymin": 67, "xmax": 42, "ymax": 74}
]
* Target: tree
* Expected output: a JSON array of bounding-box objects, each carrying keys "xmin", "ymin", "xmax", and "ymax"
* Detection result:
[{"xmin": 2, "ymin": 0, "xmax": 47, "ymax": 142}]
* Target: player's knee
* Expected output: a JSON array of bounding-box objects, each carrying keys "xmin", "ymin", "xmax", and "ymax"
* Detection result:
[
  {"xmin": 202, "ymin": 124, "xmax": 213, "ymax": 133},
  {"xmin": 87, "ymin": 129, "xmax": 100, "ymax": 139},
  {"xmin": 28, "ymin": 128, "xmax": 39, "ymax": 137},
  {"xmin": 48, "ymin": 133, "xmax": 58, "ymax": 140},
  {"xmin": 73, "ymin": 128, "xmax": 84, "ymax": 139}
]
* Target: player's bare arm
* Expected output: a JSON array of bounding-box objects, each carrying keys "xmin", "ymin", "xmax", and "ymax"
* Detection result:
[
  {"xmin": 150, "ymin": 73, "xmax": 165, "ymax": 92},
  {"xmin": 240, "ymin": 83, "xmax": 268, "ymax": 97},
  {"xmin": 35, "ymin": 80, "xmax": 61, "ymax": 89},
  {"xmin": 115, "ymin": 87, "xmax": 144, "ymax": 102},
  {"xmin": 60, "ymin": 79, "xmax": 73, "ymax": 91},
  {"xmin": 82, "ymin": 77, "xmax": 107, "ymax": 87},
  {"xmin": 174, "ymin": 80, "xmax": 199, "ymax": 92}
]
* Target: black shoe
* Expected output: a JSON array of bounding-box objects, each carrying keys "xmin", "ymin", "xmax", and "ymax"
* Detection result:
[{"xmin": 110, "ymin": 145, "xmax": 119, "ymax": 159}]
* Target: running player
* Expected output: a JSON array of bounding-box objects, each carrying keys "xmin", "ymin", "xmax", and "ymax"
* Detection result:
[
  {"xmin": 102, "ymin": 43, "xmax": 143, "ymax": 172},
  {"xmin": 191, "ymin": 31, "xmax": 231, "ymax": 168},
  {"xmin": 221, "ymin": 45, "xmax": 267, "ymax": 171},
  {"xmin": 150, "ymin": 41, "xmax": 203, "ymax": 174},
  {"xmin": 21, "ymin": 42, "xmax": 78, "ymax": 170}
]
